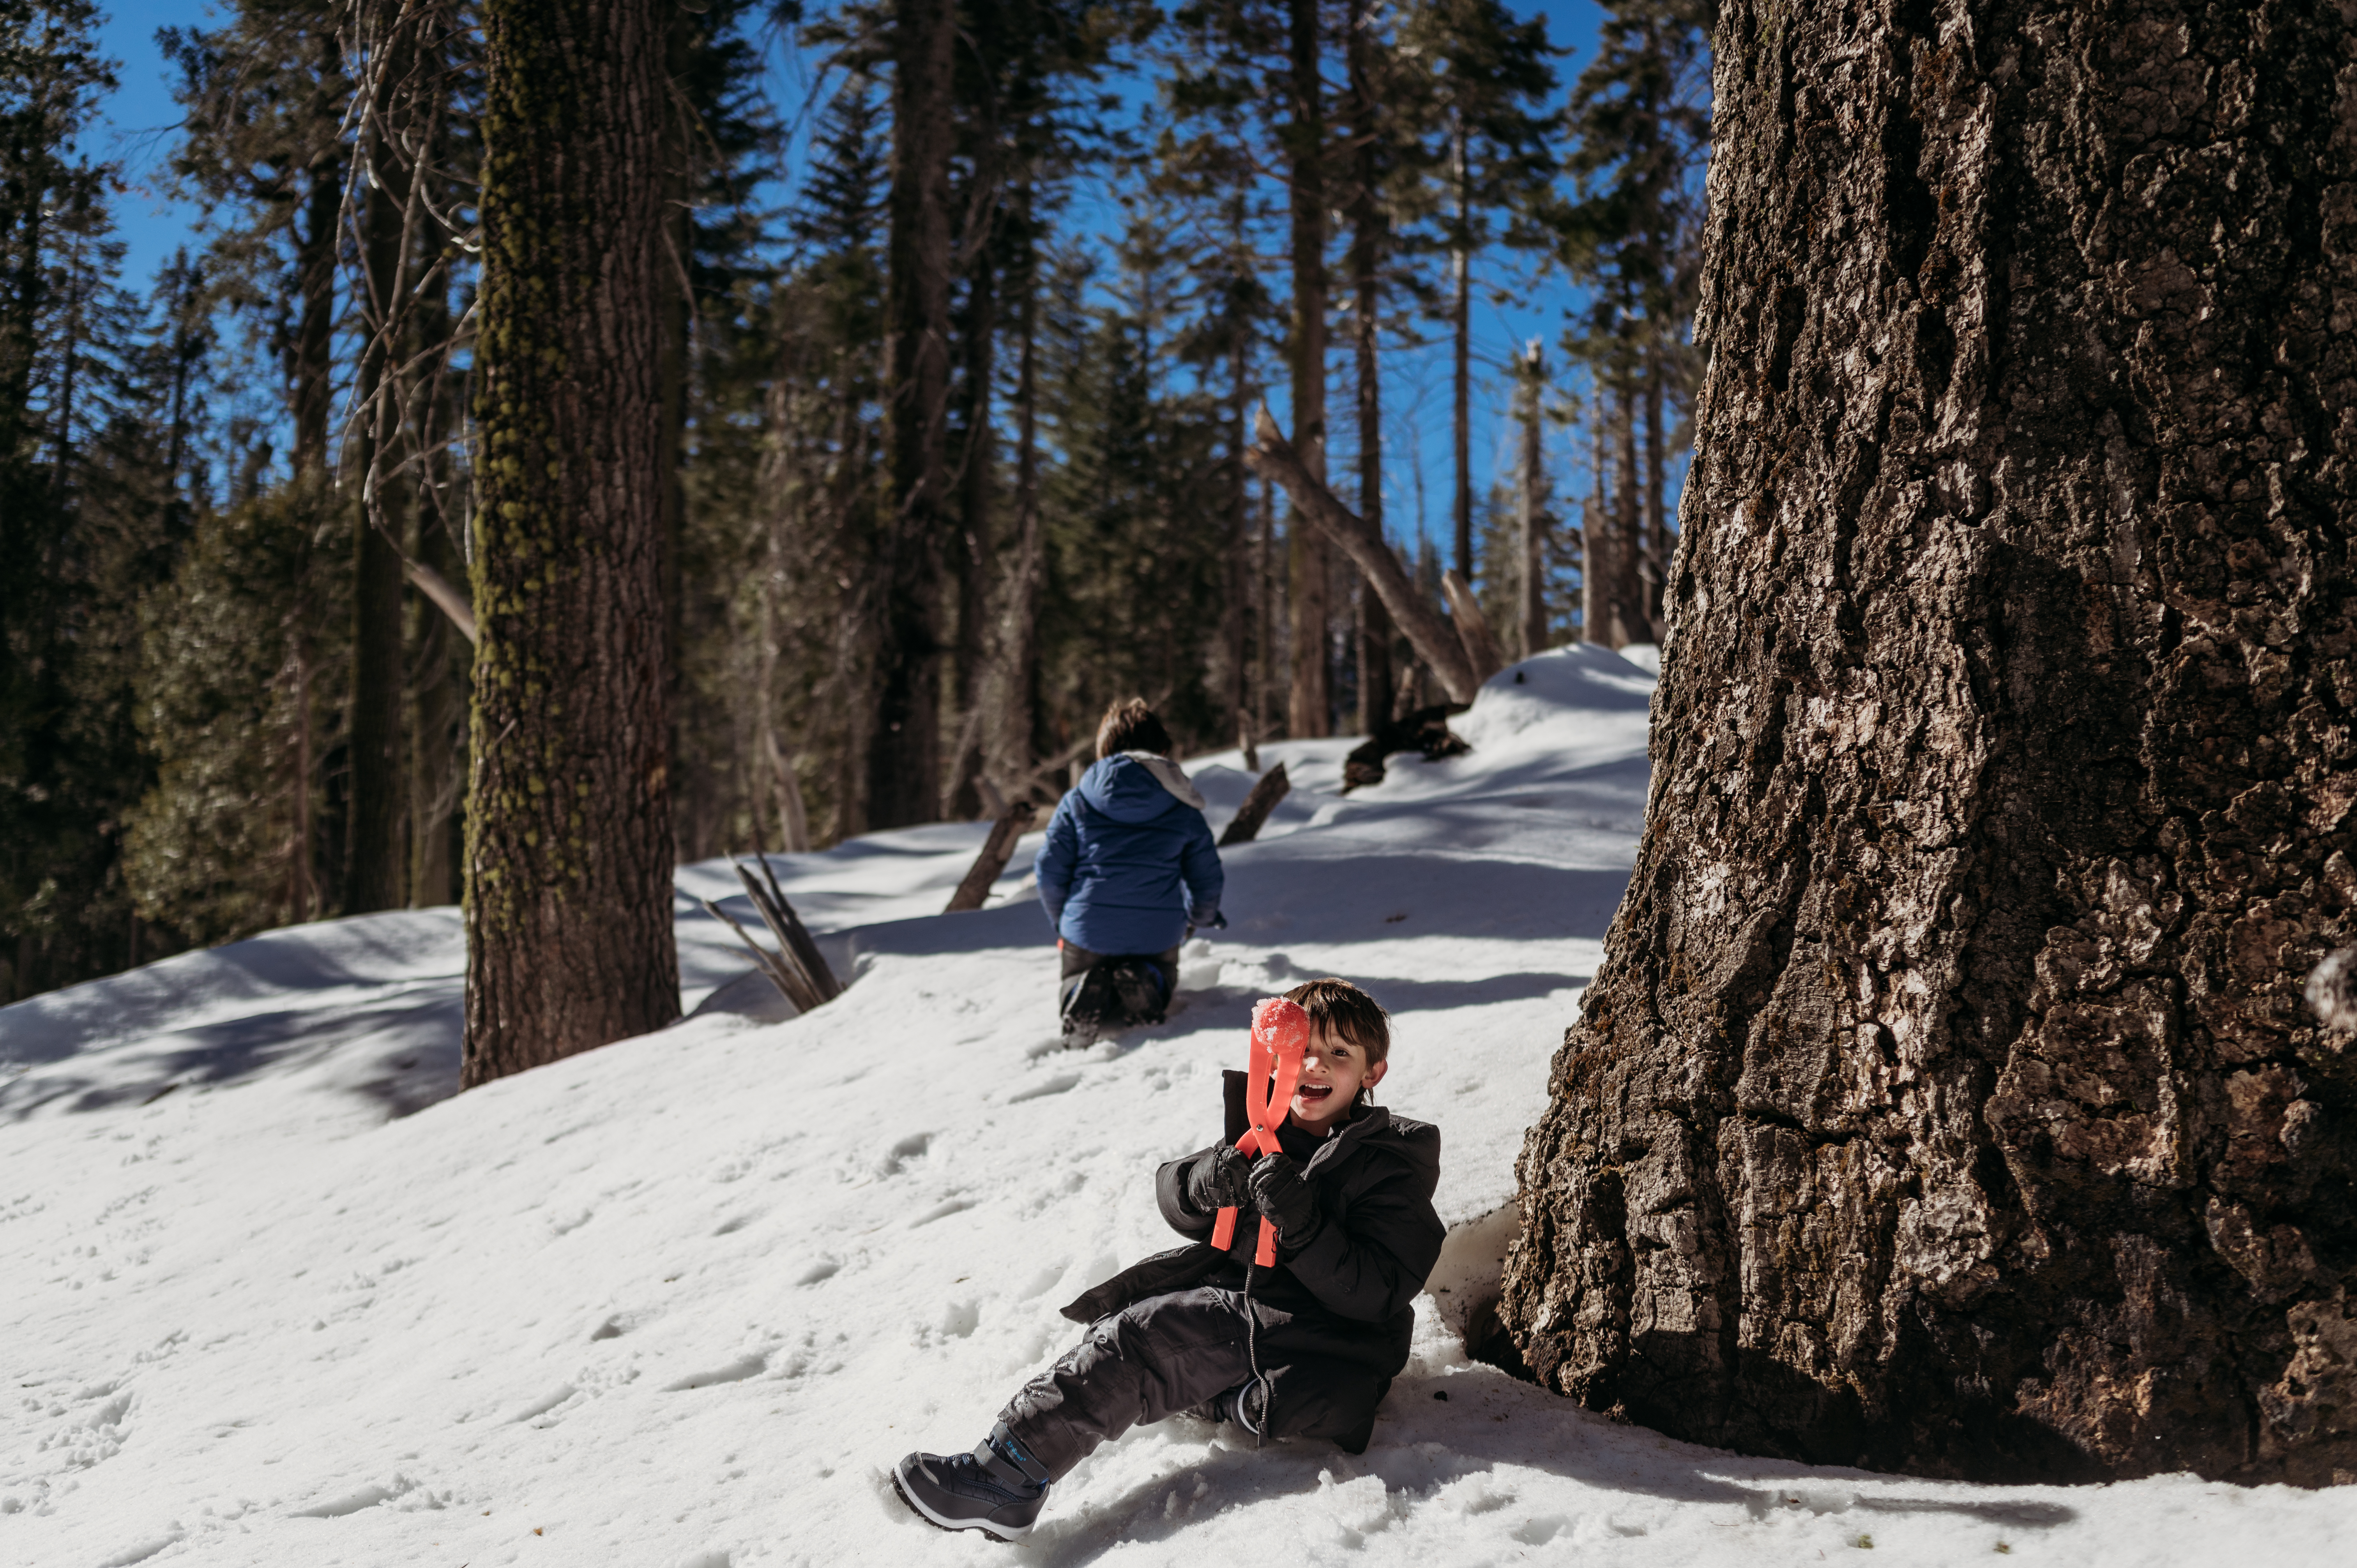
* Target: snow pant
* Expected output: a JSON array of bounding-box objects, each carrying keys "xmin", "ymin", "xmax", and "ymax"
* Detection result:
[
  {"xmin": 997, "ymin": 1285, "xmax": 1395, "ymax": 1481},
  {"xmin": 1057, "ymin": 941, "xmax": 1180, "ymax": 1015}
]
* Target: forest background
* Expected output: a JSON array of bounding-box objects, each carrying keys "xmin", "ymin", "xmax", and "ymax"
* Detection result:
[{"xmin": 0, "ymin": 0, "xmax": 1710, "ymax": 1005}]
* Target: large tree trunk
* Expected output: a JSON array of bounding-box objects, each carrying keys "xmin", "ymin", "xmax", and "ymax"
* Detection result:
[
  {"xmin": 463, "ymin": 0, "xmax": 679, "ymax": 1088},
  {"xmin": 1501, "ymin": 0, "xmax": 2357, "ymax": 1487},
  {"xmin": 869, "ymin": 0, "xmax": 958, "ymax": 827},
  {"xmin": 1284, "ymin": 0, "xmax": 1330, "ymax": 738}
]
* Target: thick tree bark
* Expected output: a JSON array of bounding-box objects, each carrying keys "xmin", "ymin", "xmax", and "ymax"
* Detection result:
[
  {"xmin": 1502, "ymin": 0, "xmax": 2357, "ymax": 1486},
  {"xmin": 464, "ymin": 0, "xmax": 679, "ymax": 1088},
  {"xmin": 868, "ymin": 0, "xmax": 958, "ymax": 828},
  {"xmin": 1285, "ymin": 0, "xmax": 1330, "ymax": 738}
]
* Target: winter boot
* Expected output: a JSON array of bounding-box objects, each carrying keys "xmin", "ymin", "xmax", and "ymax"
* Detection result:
[
  {"xmin": 1060, "ymin": 962, "xmax": 1120, "ymax": 1045},
  {"xmin": 1106, "ymin": 957, "xmax": 1169, "ymax": 1025},
  {"xmin": 892, "ymin": 1421, "xmax": 1050, "ymax": 1541}
]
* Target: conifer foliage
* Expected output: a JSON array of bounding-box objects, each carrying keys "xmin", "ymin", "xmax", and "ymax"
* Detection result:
[{"xmin": 6, "ymin": 0, "xmax": 1714, "ymax": 1031}]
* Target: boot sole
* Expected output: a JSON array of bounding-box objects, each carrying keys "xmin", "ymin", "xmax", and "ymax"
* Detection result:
[{"xmin": 889, "ymin": 1465, "xmax": 1035, "ymax": 1543}]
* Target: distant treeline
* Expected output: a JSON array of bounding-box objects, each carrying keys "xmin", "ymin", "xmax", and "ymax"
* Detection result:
[{"xmin": 0, "ymin": 0, "xmax": 1708, "ymax": 1002}]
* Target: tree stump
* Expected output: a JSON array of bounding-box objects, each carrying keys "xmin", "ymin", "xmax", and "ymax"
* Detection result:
[{"xmin": 1500, "ymin": 0, "xmax": 2357, "ymax": 1486}]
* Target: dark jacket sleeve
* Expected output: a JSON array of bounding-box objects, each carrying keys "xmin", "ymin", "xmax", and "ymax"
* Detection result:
[
  {"xmin": 1156, "ymin": 1146, "xmax": 1224, "ymax": 1238},
  {"xmin": 1281, "ymin": 1137, "xmax": 1447, "ymax": 1324},
  {"xmin": 1034, "ymin": 794, "xmax": 1080, "ymax": 930},
  {"xmin": 1179, "ymin": 809, "xmax": 1224, "ymax": 925}
]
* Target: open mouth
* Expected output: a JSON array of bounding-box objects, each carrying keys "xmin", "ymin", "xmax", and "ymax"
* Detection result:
[{"xmin": 1297, "ymin": 1083, "xmax": 1334, "ymax": 1104}]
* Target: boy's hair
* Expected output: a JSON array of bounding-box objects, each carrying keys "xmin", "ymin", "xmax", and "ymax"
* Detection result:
[
  {"xmin": 1285, "ymin": 978, "xmax": 1392, "ymax": 1064},
  {"xmin": 1095, "ymin": 697, "xmax": 1173, "ymax": 760}
]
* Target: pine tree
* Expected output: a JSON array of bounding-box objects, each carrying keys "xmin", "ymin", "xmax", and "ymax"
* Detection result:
[{"xmin": 463, "ymin": 0, "xmax": 680, "ymax": 1086}]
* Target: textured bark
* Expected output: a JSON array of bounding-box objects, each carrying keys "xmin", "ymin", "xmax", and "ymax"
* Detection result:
[
  {"xmin": 1285, "ymin": 0, "xmax": 1331, "ymax": 738},
  {"xmin": 463, "ymin": 0, "xmax": 679, "ymax": 1088},
  {"xmin": 869, "ymin": 0, "xmax": 959, "ymax": 826},
  {"xmin": 1502, "ymin": 0, "xmax": 2357, "ymax": 1486}
]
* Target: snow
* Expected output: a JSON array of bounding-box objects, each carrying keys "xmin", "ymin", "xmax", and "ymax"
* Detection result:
[{"xmin": 3, "ymin": 643, "xmax": 2348, "ymax": 1566}]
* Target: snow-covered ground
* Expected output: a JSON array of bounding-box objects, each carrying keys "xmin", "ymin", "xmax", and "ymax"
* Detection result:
[{"xmin": 3, "ymin": 646, "xmax": 2348, "ymax": 1567}]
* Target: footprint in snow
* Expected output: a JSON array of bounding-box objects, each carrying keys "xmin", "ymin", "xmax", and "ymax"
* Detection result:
[
  {"xmin": 663, "ymin": 1353, "xmax": 767, "ymax": 1392},
  {"xmin": 876, "ymin": 1133, "xmax": 932, "ymax": 1177},
  {"xmin": 1007, "ymin": 1072, "xmax": 1080, "ymax": 1104}
]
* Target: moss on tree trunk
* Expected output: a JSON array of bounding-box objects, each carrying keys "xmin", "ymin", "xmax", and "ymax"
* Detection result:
[{"xmin": 463, "ymin": 0, "xmax": 678, "ymax": 1087}]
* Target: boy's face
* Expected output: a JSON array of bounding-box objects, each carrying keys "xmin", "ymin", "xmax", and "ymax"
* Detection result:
[{"xmin": 1287, "ymin": 1024, "xmax": 1387, "ymax": 1132}]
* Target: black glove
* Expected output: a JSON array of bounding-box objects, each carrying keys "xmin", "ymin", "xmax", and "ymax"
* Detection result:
[
  {"xmin": 1248, "ymin": 1152, "xmax": 1320, "ymax": 1245},
  {"xmin": 1185, "ymin": 1144, "xmax": 1253, "ymax": 1216}
]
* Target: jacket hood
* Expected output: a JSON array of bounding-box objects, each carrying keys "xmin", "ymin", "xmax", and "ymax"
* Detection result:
[{"xmin": 1078, "ymin": 752, "xmax": 1205, "ymax": 823}]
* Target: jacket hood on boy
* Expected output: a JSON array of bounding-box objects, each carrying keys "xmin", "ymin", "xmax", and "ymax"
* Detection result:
[{"xmin": 1078, "ymin": 752, "xmax": 1206, "ymax": 819}]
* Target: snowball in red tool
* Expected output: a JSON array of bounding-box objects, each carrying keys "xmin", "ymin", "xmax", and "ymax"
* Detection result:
[{"xmin": 1250, "ymin": 995, "xmax": 1312, "ymax": 1057}]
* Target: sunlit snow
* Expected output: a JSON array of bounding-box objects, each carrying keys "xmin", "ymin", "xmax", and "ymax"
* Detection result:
[{"xmin": 4, "ymin": 646, "xmax": 2348, "ymax": 1565}]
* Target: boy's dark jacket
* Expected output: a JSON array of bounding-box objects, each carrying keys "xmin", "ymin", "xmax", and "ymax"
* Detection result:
[{"xmin": 1060, "ymin": 1071, "xmax": 1445, "ymax": 1372}]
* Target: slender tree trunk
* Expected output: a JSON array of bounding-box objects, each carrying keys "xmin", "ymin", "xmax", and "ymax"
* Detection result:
[
  {"xmin": 982, "ymin": 201, "xmax": 1041, "ymax": 800},
  {"xmin": 1643, "ymin": 347, "xmax": 1666, "ymax": 637},
  {"xmin": 290, "ymin": 30, "xmax": 343, "ymax": 476},
  {"xmin": 1611, "ymin": 371, "xmax": 1642, "ymax": 644},
  {"xmin": 348, "ymin": 33, "xmax": 414, "ymax": 914},
  {"xmin": 285, "ymin": 631, "xmax": 316, "ymax": 923},
  {"xmin": 1580, "ymin": 394, "xmax": 1612, "ymax": 647},
  {"xmin": 1284, "ymin": 0, "xmax": 1329, "ymax": 738},
  {"xmin": 1229, "ymin": 288, "xmax": 1253, "ymax": 737},
  {"xmin": 1502, "ymin": 0, "xmax": 2357, "ymax": 1487},
  {"xmin": 1517, "ymin": 343, "xmax": 1545, "ymax": 659},
  {"xmin": 465, "ymin": 0, "xmax": 679, "ymax": 1087},
  {"xmin": 947, "ymin": 249, "xmax": 997, "ymax": 818},
  {"xmin": 869, "ymin": 0, "xmax": 958, "ymax": 826},
  {"xmin": 1348, "ymin": 0, "xmax": 1391, "ymax": 735},
  {"xmin": 1450, "ymin": 111, "xmax": 1472, "ymax": 583},
  {"xmin": 1258, "ymin": 475, "xmax": 1276, "ymax": 745}
]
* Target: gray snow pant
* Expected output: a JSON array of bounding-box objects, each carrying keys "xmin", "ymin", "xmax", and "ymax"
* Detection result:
[{"xmin": 997, "ymin": 1285, "xmax": 1394, "ymax": 1480}]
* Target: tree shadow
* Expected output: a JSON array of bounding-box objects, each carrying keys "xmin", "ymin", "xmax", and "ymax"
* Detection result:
[{"xmin": 1018, "ymin": 1365, "xmax": 2079, "ymax": 1566}]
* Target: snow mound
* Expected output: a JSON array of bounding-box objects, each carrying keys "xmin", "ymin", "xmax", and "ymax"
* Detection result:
[{"xmin": 4, "ymin": 655, "xmax": 2351, "ymax": 1564}]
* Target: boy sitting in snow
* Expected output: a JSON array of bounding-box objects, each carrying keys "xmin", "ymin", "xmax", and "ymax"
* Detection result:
[
  {"xmin": 1035, "ymin": 697, "xmax": 1224, "ymax": 1040},
  {"xmin": 893, "ymin": 978, "xmax": 1445, "ymax": 1541}
]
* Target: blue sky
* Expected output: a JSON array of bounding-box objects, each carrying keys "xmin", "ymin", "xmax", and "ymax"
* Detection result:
[{"xmin": 83, "ymin": 1, "xmax": 1641, "ymax": 563}]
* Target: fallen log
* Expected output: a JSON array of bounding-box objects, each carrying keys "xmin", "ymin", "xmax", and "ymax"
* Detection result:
[
  {"xmin": 1219, "ymin": 762, "xmax": 1291, "ymax": 847},
  {"xmin": 1440, "ymin": 569, "xmax": 1506, "ymax": 683},
  {"xmin": 945, "ymin": 801, "xmax": 1039, "ymax": 913}
]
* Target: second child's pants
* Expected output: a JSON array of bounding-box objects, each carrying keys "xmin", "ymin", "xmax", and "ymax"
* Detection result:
[{"xmin": 997, "ymin": 1285, "xmax": 1393, "ymax": 1480}]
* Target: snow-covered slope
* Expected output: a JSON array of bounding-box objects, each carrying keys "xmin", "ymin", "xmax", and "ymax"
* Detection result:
[{"xmin": 3, "ymin": 646, "xmax": 2348, "ymax": 1566}]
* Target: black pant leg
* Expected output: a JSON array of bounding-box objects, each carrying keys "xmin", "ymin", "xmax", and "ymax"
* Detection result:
[{"xmin": 997, "ymin": 1287, "xmax": 1258, "ymax": 1481}]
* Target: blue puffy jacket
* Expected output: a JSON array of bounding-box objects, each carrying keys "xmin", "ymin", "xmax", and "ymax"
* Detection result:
[{"xmin": 1035, "ymin": 752, "xmax": 1224, "ymax": 955}]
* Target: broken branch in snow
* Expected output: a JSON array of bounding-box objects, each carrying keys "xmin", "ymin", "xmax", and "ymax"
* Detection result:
[
  {"xmin": 1219, "ymin": 762, "xmax": 1291, "ymax": 846},
  {"xmin": 740, "ymin": 855, "xmax": 841, "ymax": 1003},
  {"xmin": 944, "ymin": 802, "xmax": 1038, "ymax": 913},
  {"xmin": 1243, "ymin": 405, "xmax": 1480, "ymax": 703}
]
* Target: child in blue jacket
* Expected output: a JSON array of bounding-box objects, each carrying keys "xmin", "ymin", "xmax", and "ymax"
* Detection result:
[{"xmin": 1035, "ymin": 699, "xmax": 1224, "ymax": 1036}]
